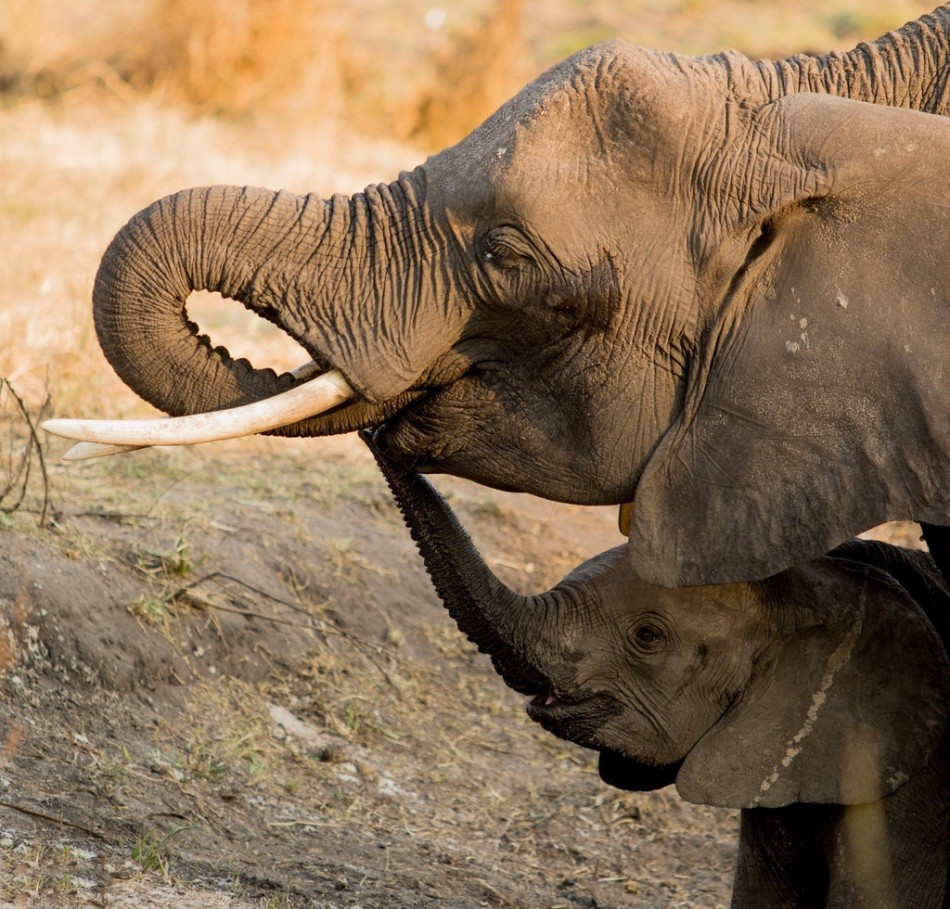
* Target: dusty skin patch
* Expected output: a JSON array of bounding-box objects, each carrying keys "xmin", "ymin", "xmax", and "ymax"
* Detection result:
[{"xmin": 750, "ymin": 608, "xmax": 864, "ymax": 806}]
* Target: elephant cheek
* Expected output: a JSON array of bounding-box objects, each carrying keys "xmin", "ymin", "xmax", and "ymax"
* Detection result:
[{"xmin": 377, "ymin": 386, "xmax": 617, "ymax": 503}]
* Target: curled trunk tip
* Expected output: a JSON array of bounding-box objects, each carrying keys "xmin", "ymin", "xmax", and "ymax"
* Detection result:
[{"xmin": 93, "ymin": 185, "xmax": 305, "ymax": 420}]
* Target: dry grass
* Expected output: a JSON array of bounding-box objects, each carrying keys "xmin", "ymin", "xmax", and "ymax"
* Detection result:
[
  {"xmin": 123, "ymin": 0, "xmax": 352, "ymax": 121},
  {"xmin": 1, "ymin": 0, "xmax": 343, "ymax": 104},
  {"xmin": 409, "ymin": 0, "xmax": 533, "ymax": 147},
  {"xmin": 0, "ymin": 0, "xmax": 527, "ymax": 148}
]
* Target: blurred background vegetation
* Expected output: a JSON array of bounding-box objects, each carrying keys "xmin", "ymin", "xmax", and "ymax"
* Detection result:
[
  {"xmin": 0, "ymin": 1, "xmax": 936, "ymax": 433},
  {"xmin": 0, "ymin": 0, "xmax": 933, "ymax": 152}
]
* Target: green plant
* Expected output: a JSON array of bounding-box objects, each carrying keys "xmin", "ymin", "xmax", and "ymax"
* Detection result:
[
  {"xmin": 130, "ymin": 826, "xmax": 191, "ymax": 881},
  {"xmin": 344, "ymin": 704, "xmax": 361, "ymax": 734},
  {"xmin": 128, "ymin": 594, "xmax": 172, "ymax": 628},
  {"xmin": 261, "ymin": 894, "xmax": 290, "ymax": 909},
  {"xmin": 179, "ymin": 738, "xmax": 230, "ymax": 782},
  {"xmin": 177, "ymin": 720, "xmax": 268, "ymax": 784},
  {"xmin": 137, "ymin": 530, "xmax": 204, "ymax": 579},
  {"xmin": 166, "ymin": 532, "xmax": 199, "ymax": 577}
]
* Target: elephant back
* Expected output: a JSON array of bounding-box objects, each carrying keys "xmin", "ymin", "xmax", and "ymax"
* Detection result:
[{"xmin": 828, "ymin": 539, "xmax": 950, "ymax": 647}]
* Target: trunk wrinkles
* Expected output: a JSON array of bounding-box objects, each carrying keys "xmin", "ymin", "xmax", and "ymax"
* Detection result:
[
  {"xmin": 243, "ymin": 171, "xmax": 455, "ymax": 405},
  {"xmin": 94, "ymin": 185, "xmax": 297, "ymax": 419},
  {"xmin": 94, "ymin": 171, "xmax": 452, "ymax": 432}
]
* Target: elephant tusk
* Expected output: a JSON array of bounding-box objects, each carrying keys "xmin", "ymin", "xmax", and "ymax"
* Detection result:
[
  {"xmin": 61, "ymin": 441, "xmax": 145, "ymax": 461},
  {"xmin": 618, "ymin": 501, "xmax": 633, "ymax": 537},
  {"xmin": 42, "ymin": 368, "xmax": 354, "ymax": 460},
  {"xmin": 288, "ymin": 359, "xmax": 326, "ymax": 381}
]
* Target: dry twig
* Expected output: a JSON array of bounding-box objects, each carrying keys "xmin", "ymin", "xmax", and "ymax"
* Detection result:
[
  {"xmin": 0, "ymin": 378, "xmax": 52, "ymax": 526},
  {"xmin": 0, "ymin": 797, "xmax": 112, "ymax": 842}
]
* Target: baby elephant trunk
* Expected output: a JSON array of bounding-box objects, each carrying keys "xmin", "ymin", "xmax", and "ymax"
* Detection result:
[{"xmin": 362, "ymin": 429, "xmax": 563, "ymax": 697}]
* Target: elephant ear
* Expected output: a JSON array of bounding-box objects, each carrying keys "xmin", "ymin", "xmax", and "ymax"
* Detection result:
[
  {"xmin": 675, "ymin": 557, "xmax": 949, "ymax": 809},
  {"xmin": 627, "ymin": 92, "xmax": 950, "ymax": 587}
]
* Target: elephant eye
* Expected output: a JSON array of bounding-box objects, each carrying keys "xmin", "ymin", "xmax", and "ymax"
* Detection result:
[
  {"xmin": 629, "ymin": 623, "xmax": 664, "ymax": 653},
  {"xmin": 479, "ymin": 226, "xmax": 533, "ymax": 270}
]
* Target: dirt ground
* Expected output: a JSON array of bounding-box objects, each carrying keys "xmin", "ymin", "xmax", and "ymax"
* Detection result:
[
  {"xmin": 0, "ymin": 431, "xmax": 749, "ymax": 909},
  {"xmin": 0, "ymin": 428, "xmax": 926, "ymax": 909}
]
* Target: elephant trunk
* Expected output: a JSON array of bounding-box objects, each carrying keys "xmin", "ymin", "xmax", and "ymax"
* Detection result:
[
  {"xmin": 762, "ymin": 7, "xmax": 950, "ymax": 116},
  {"xmin": 94, "ymin": 176, "xmax": 462, "ymax": 434},
  {"xmin": 363, "ymin": 429, "xmax": 563, "ymax": 697}
]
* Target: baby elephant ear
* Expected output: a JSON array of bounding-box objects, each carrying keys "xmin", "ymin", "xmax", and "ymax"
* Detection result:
[{"xmin": 676, "ymin": 558, "xmax": 949, "ymax": 809}]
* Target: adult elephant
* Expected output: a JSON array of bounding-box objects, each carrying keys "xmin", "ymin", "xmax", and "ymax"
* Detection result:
[{"xmin": 54, "ymin": 6, "xmax": 950, "ymax": 586}]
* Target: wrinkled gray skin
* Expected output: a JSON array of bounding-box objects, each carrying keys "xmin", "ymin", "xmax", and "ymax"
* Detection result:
[
  {"xmin": 365, "ymin": 433, "xmax": 950, "ymax": 908},
  {"xmin": 92, "ymin": 8, "xmax": 950, "ymax": 586}
]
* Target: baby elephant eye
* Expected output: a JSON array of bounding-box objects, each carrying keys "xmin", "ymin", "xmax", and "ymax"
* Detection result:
[{"xmin": 629, "ymin": 624, "xmax": 664, "ymax": 652}]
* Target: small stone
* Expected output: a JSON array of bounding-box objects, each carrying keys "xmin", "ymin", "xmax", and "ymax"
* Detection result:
[
  {"xmin": 355, "ymin": 761, "xmax": 377, "ymax": 782},
  {"xmin": 319, "ymin": 744, "xmax": 346, "ymax": 764}
]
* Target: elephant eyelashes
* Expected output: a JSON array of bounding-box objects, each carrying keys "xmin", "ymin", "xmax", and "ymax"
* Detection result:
[{"xmin": 479, "ymin": 226, "xmax": 534, "ymax": 270}]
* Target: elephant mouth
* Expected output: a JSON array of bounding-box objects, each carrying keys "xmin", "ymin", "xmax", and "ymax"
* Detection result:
[
  {"xmin": 526, "ymin": 690, "xmax": 621, "ymax": 745},
  {"xmin": 355, "ymin": 370, "xmax": 493, "ymax": 469},
  {"xmin": 597, "ymin": 749, "xmax": 681, "ymax": 792}
]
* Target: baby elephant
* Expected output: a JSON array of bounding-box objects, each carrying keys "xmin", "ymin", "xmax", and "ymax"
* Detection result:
[{"xmin": 363, "ymin": 432, "xmax": 949, "ymax": 908}]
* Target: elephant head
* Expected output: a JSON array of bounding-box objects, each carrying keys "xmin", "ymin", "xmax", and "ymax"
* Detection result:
[
  {"xmin": 71, "ymin": 9, "xmax": 950, "ymax": 585},
  {"xmin": 363, "ymin": 430, "xmax": 950, "ymax": 809}
]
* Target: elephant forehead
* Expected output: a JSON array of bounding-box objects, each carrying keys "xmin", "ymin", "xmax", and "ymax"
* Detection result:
[
  {"xmin": 576, "ymin": 553, "xmax": 764, "ymax": 633},
  {"xmin": 635, "ymin": 579, "xmax": 764, "ymax": 635},
  {"xmin": 429, "ymin": 98, "xmax": 608, "ymax": 219},
  {"xmin": 426, "ymin": 42, "xmax": 689, "ymax": 219}
]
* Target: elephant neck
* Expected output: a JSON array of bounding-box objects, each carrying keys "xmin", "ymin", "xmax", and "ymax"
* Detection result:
[
  {"xmin": 697, "ymin": 8, "xmax": 950, "ymax": 117},
  {"xmin": 753, "ymin": 7, "xmax": 950, "ymax": 116}
]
